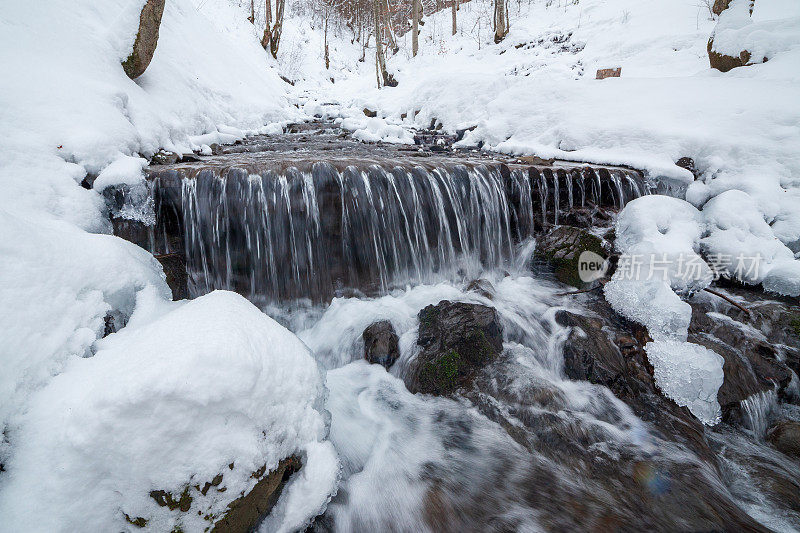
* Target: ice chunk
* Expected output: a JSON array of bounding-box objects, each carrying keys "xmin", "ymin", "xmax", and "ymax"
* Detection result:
[
  {"xmin": 603, "ymin": 279, "xmax": 692, "ymax": 340},
  {"xmin": 644, "ymin": 340, "xmax": 724, "ymax": 426},
  {"xmin": 0, "ymin": 291, "xmax": 338, "ymax": 532}
]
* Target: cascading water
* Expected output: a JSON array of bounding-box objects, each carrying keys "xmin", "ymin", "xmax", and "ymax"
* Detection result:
[
  {"xmin": 147, "ymin": 156, "xmax": 647, "ymax": 304},
  {"xmin": 109, "ymin": 129, "xmax": 800, "ymax": 532}
]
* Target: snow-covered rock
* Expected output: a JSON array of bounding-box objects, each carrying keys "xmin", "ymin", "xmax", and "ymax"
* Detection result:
[
  {"xmin": 0, "ymin": 290, "xmax": 338, "ymax": 532},
  {"xmin": 614, "ymin": 196, "xmax": 712, "ymax": 294}
]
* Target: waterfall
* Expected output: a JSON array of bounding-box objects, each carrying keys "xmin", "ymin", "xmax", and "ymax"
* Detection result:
[
  {"xmin": 740, "ymin": 389, "xmax": 778, "ymax": 440},
  {"xmin": 147, "ymin": 161, "xmax": 648, "ymax": 303}
]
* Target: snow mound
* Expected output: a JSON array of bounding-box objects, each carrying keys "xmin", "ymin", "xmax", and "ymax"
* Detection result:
[
  {"xmin": 700, "ymin": 189, "xmax": 796, "ymax": 285},
  {"xmin": 644, "ymin": 340, "xmax": 725, "ymax": 425},
  {"xmin": 614, "ymin": 195, "xmax": 712, "ymax": 293},
  {"xmin": 0, "ymin": 209, "xmax": 169, "ymax": 454},
  {"xmin": 0, "ymin": 290, "xmax": 338, "ymax": 532},
  {"xmin": 762, "ymin": 261, "xmax": 800, "ymax": 297}
]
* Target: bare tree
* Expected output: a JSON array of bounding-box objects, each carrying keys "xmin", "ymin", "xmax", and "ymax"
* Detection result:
[
  {"xmin": 494, "ymin": 0, "xmax": 508, "ymax": 43},
  {"xmin": 261, "ymin": 0, "xmax": 285, "ymax": 59},
  {"xmin": 373, "ymin": 0, "xmax": 397, "ymax": 87},
  {"xmin": 412, "ymin": 0, "xmax": 421, "ymax": 56},
  {"xmin": 451, "ymin": 0, "xmax": 457, "ymax": 35},
  {"xmin": 324, "ymin": 5, "xmax": 331, "ymax": 69},
  {"xmin": 248, "ymin": 0, "xmax": 255, "ymax": 24}
]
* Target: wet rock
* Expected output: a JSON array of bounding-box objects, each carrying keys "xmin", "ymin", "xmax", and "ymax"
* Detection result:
[
  {"xmin": 466, "ymin": 278, "xmax": 495, "ymax": 300},
  {"xmin": 534, "ymin": 226, "xmax": 607, "ymax": 288},
  {"xmin": 556, "ymin": 304, "xmax": 713, "ymax": 459},
  {"xmin": 122, "ymin": 0, "xmax": 165, "ymax": 79},
  {"xmin": 406, "ymin": 301, "xmax": 503, "ymax": 395},
  {"xmin": 362, "ymin": 320, "xmax": 400, "ymax": 369},
  {"xmin": 517, "ymin": 155, "xmax": 555, "ymax": 165},
  {"xmin": 688, "ymin": 291, "xmax": 797, "ymax": 423},
  {"xmin": 767, "ymin": 421, "xmax": 800, "ymax": 458},
  {"xmin": 156, "ymin": 252, "xmax": 188, "ymax": 300}
]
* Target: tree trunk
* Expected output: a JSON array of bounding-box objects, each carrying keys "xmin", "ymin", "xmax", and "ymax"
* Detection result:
[
  {"xmin": 494, "ymin": 0, "xmax": 508, "ymax": 43},
  {"xmin": 373, "ymin": 0, "xmax": 395, "ymax": 87},
  {"xmin": 382, "ymin": 0, "xmax": 399, "ymax": 54},
  {"xmin": 451, "ymin": 0, "xmax": 457, "ymax": 36},
  {"xmin": 248, "ymin": 0, "xmax": 255, "ymax": 24},
  {"xmin": 412, "ymin": 0, "xmax": 421, "ymax": 56},
  {"xmin": 261, "ymin": 0, "xmax": 272, "ymax": 50},
  {"xmin": 324, "ymin": 13, "xmax": 330, "ymax": 69},
  {"xmin": 270, "ymin": 0, "xmax": 285, "ymax": 59}
]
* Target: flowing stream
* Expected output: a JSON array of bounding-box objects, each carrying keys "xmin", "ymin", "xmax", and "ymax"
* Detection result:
[{"xmin": 110, "ymin": 128, "xmax": 800, "ymax": 531}]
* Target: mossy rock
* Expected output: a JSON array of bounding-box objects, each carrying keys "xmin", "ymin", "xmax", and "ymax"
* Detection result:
[
  {"xmin": 535, "ymin": 225, "xmax": 607, "ymax": 288},
  {"xmin": 409, "ymin": 300, "xmax": 503, "ymax": 395},
  {"xmin": 122, "ymin": 0, "xmax": 166, "ymax": 79}
]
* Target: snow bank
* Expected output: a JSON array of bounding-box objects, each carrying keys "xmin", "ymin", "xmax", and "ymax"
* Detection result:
[
  {"xmin": 0, "ymin": 210, "xmax": 170, "ymax": 461},
  {"xmin": 0, "ymin": 290, "xmax": 338, "ymax": 532}
]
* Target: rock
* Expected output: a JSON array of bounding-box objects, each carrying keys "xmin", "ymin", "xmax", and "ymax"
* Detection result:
[
  {"xmin": 211, "ymin": 456, "xmax": 301, "ymax": 532},
  {"xmin": 767, "ymin": 421, "xmax": 800, "ymax": 458},
  {"xmin": 713, "ymin": 0, "xmax": 733, "ymax": 15},
  {"xmin": 156, "ymin": 252, "xmax": 189, "ymax": 300},
  {"xmin": 688, "ymin": 290, "xmax": 796, "ymax": 423},
  {"xmin": 596, "ymin": 67, "xmax": 621, "ymax": 79},
  {"xmin": 708, "ymin": 40, "xmax": 754, "ymax": 72},
  {"xmin": 150, "ymin": 150, "xmax": 180, "ymax": 166},
  {"xmin": 122, "ymin": 0, "xmax": 166, "ymax": 79},
  {"xmin": 362, "ymin": 320, "xmax": 400, "ymax": 369},
  {"xmin": 466, "ymin": 278, "xmax": 495, "ymax": 300},
  {"xmin": 556, "ymin": 304, "xmax": 713, "ymax": 459},
  {"xmin": 534, "ymin": 226, "xmax": 607, "ymax": 288},
  {"xmin": 676, "ymin": 157, "xmax": 697, "ymax": 177},
  {"xmin": 363, "ymin": 108, "xmax": 377, "ymax": 118},
  {"xmin": 406, "ymin": 301, "xmax": 503, "ymax": 395}
]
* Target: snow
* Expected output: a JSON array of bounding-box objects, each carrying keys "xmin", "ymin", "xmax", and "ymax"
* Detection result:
[
  {"xmin": 92, "ymin": 154, "xmax": 149, "ymax": 192},
  {"xmin": 613, "ymin": 195, "xmax": 713, "ymax": 294},
  {"xmin": 0, "ymin": 290, "xmax": 338, "ymax": 532},
  {"xmin": 710, "ymin": 0, "xmax": 800, "ymax": 61}
]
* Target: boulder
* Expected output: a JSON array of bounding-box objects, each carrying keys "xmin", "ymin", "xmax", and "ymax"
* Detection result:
[
  {"xmin": 708, "ymin": 42, "xmax": 753, "ymax": 72},
  {"xmin": 122, "ymin": 0, "xmax": 166, "ymax": 79},
  {"xmin": 712, "ymin": 0, "xmax": 733, "ymax": 15},
  {"xmin": 534, "ymin": 225, "xmax": 607, "ymax": 288},
  {"xmin": 362, "ymin": 320, "xmax": 400, "ymax": 369},
  {"xmin": 406, "ymin": 301, "xmax": 503, "ymax": 395},
  {"xmin": 595, "ymin": 67, "xmax": 621, "ymax": 79},
  {"xmin": 767, "ymin": 421, "xmax": 800, "ymax": 458},
  {"xmin": 688, "ymin": 290, "xmax": 796, "ymax": 424},
  {"xmin": 362, "ymin": 108, "xmax": 378, "ymax": 118},
  {"xmin": 211, "ymin": 456, "xmax": 301, "ymax": 532},
  {"xmin": 465, "ymin": 278, "xmax": 495, "ymax": 300}
]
